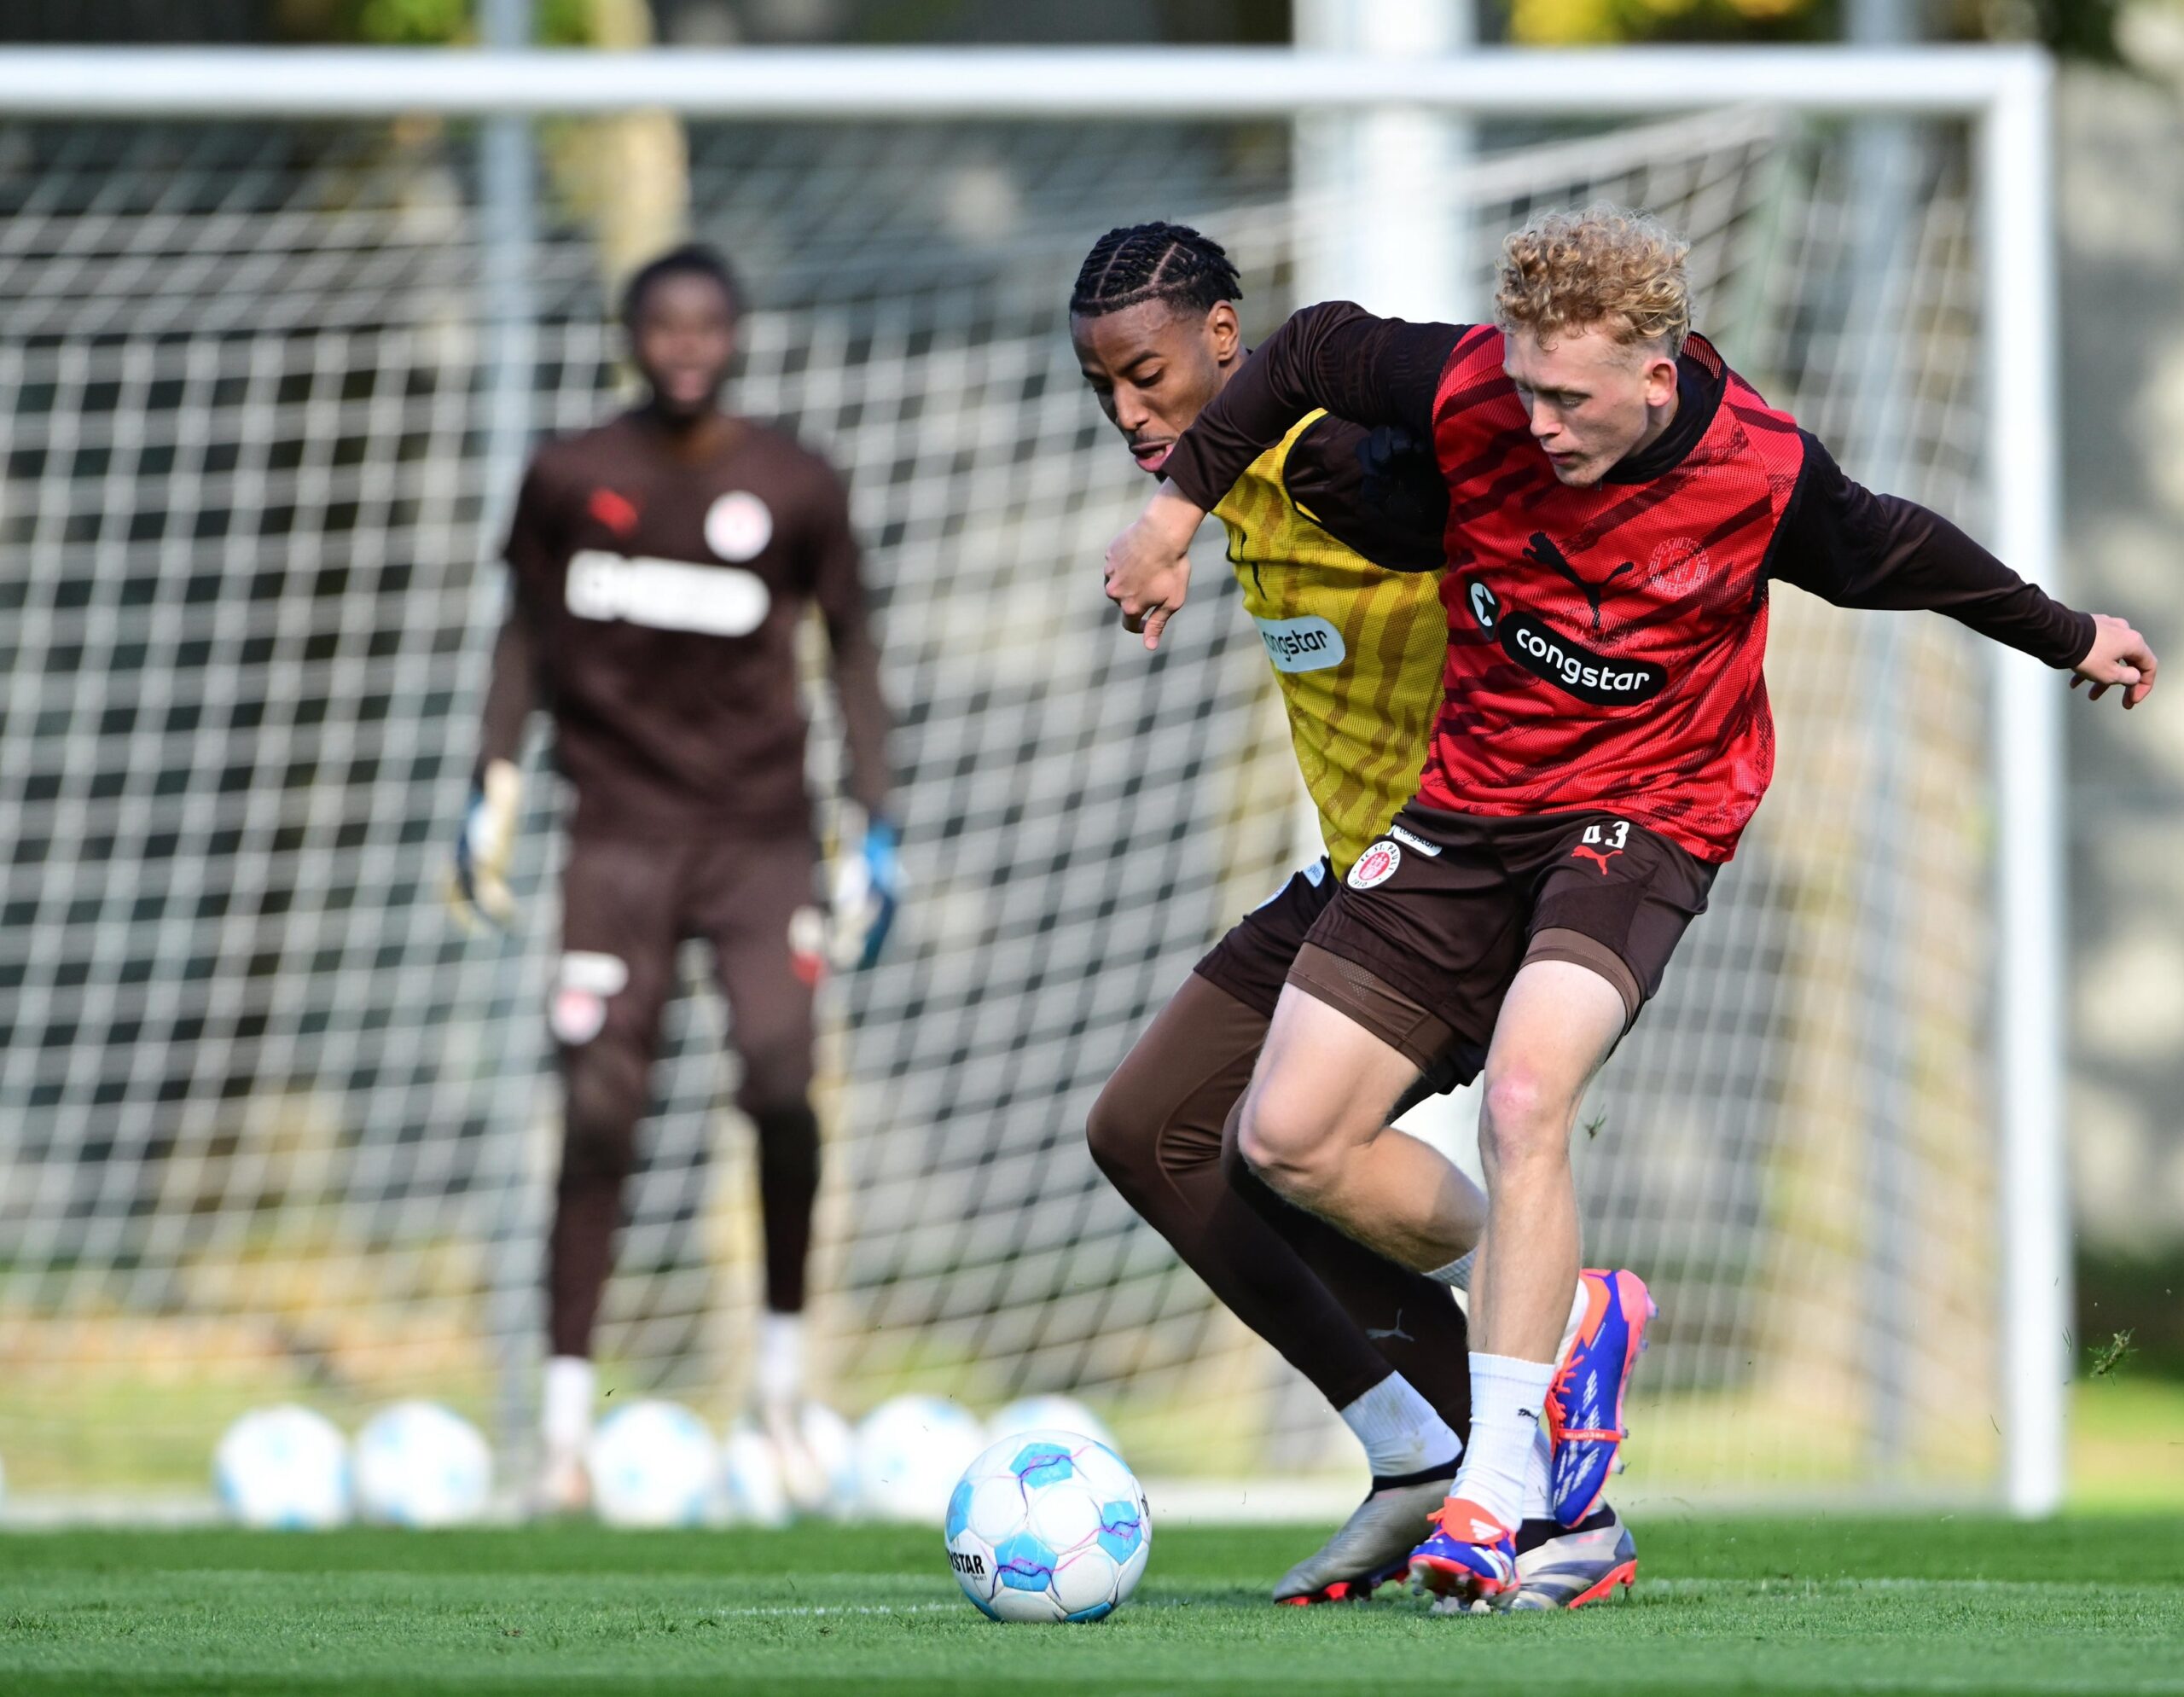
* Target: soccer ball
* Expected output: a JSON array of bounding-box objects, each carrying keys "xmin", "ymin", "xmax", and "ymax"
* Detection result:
[
  {"xmin": 723, "ymin": 1404, "xmax": 859, "ymax": 1524},
  {"xmin": 214, "ymin": 1405, "xmax": 351, "ymax": 1529},
  {"xmin": 854, "ymin": 1395, "xmax": 985, "ymax": 1523},
  {"xmin": 945, "ymin": 1429, "xmax": 1152, "ymax": 1623},
  {"xmin": 987, "ymin": 1395, "xmax": 1117, "ymax": 1454},
  {"xmin": 782, "ymin": 1402, "xmax": 859, "ymax": 1518},
  {"xmin": 352, "ymin": 1401, "xmax": 492, "ymax": 1527},
  {"xmin": 719, "ymin": 1420, "xmax": 791, "ymax": 1528},
  {"xmin": 585, "ymin": 1400, "xmax": 718, "ymax": 1527}
]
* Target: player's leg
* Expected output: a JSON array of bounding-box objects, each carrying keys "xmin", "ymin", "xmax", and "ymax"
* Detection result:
[
  {"xmin": 697, "ymin": 830, "xmax": 828, "ymax": 1497},
  {"xmin": 1232, "ymin": 967, "xmax": 1484, "ymax": 1275},
  {"xmin": 1086, "ymin": 967, "xmax": 1469, "ymax": 1601},
  {"xmin": 539, "ymin": 832, "xmax": 681, "ymax": 1508},
  {"xmin": 1417, "ymin": 960, "xmax": 1623, "ymax": 1561},
  {"xmin": 1416, "ymin": 815, "xmax": 1715, "ymax": 1607}
]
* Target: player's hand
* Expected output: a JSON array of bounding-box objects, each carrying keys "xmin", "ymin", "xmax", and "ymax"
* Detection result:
[
  {"xmin": 831, "ymin": 813, "xmax": 903, "ymax": 970},
  {"xmin": 2070, "ymin": 614, "xmax": 2158, "ymax": 709},
  {"xmin": 1104, "ymin": 483, "xmax": 1204, "ymax": 652},
  {"xmin": 447, "ymin": 758, "xmax": 522, "ymax": 933}
]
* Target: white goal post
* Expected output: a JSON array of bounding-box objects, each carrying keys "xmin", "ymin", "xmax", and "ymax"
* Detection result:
[{"xmin": 0, "ymin": 44, "xmax": 2065, "ymax": 1517}]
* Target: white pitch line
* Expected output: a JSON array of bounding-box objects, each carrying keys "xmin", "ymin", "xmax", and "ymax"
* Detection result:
[{"xmin": 712, "ymin": 1601, "xmax": 963, "ymax": 1619}]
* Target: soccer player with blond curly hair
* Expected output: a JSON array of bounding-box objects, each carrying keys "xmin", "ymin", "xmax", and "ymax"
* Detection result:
[{"xmin": 1104, "ymin": 205, "xmax": 2156, "ymax": 1609}]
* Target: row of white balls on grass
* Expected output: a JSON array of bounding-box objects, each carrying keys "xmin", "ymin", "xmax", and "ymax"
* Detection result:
[
  {"xmin": 216, "ymin": 1401, "xmax": 492, "ymax": 1530},
  {"xmin": 212, "ymin": 1392, "xmax": 1113, "ymax": 1531},
  {"xmin": 591, "ymin": 1392, "xmax": 1116, "ymax": 1529}
]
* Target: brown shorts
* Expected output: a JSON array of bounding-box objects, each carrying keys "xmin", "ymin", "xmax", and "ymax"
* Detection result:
[
  {"xmin": 556, "ymin": 827, "xmax": 824, "ymax": 1112},
  {"xmin": 1195, "ymin": 860, "xmax": 1486, "ymax": 1095},
  {"xmin": 1292, "ymin": 803, "xmax": 1717, "ymax": 1066}
]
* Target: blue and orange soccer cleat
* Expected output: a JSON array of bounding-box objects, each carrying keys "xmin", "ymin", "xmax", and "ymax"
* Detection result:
[
  {"xmin": 1546, "ymin": 1268, "xmax": 1655, "ymax": 1527},
  {"xmin": 1406, "ymin": 1496, "xmax": 1520, "ymax": 1610}
]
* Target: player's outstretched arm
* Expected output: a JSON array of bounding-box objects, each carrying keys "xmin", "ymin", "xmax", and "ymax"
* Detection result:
[
  {"xmin": 1104, "ymin": 301, "xmax": 1465, "ymax": 650},
  {"xmin": 1770, "ymin": 433, "xmax": 2156, "ymax": 704},
  {"xmin": 1158, "ymin": 301, "xmax": 1463, "ymax": 518}
]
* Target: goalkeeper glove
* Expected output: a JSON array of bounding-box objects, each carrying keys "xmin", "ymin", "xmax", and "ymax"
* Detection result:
[
  {"xmin": 830, "ymin": 813, "xmax": 903, "ymax": 971},
  {"xmin": 449, "ymin": 758, "xmax": 522, "ymax": 933}
]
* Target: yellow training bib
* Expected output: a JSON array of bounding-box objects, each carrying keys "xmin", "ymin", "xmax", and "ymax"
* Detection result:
[{"xmin": 1211, "ymin": 413, "xmax": 1448, "ymax": 878}]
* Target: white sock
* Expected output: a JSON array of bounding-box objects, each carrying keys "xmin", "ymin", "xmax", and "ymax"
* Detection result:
[
  {"xmin": 754, "ymin": 1309, "xmax": 804, "ymax": 1407},
  {"xmin": 542, "ymin": 1354, "xmax": 595, "ymax": 1456},
  {"xmin": 1449, "ymin": 1352, "xmax": 1554, "ymax": 1530},
  {"xmin": 1521, "ymin": 1409, "xmax": 1554, "ymax": 1521},
  {"xmin": 1428, "ymin": 1249, "xmax": 1476, "ymax": 1291},
  {"xmin": 1339, "ymin": 1373, "xmax": 1462, "ymax": 1480}
]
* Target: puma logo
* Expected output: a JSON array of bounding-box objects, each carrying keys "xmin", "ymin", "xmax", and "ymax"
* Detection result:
[
  {"xmin": 1571, "ymin": 846, "xmax": 1622, "ymax": 875},
  {"xmin": 1365, "ymin": 1311, "xmax": 1414, "ymax": 1344},
  {"xmin": 1525, "ymin": 532, "xmax": 1636, "ymax": 633}
]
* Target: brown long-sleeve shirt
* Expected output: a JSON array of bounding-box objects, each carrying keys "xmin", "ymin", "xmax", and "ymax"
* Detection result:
[{"xmin": 479, "ymin": 410, "xmax": 893, "ymax": 836}]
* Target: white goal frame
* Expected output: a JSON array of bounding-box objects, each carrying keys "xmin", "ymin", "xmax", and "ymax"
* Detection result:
[{"xmin": 0, "ymin": 43, "xmax": 2067, "ymax": 1517}]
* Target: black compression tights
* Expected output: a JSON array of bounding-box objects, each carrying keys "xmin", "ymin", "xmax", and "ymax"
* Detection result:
[{"xmin": 1085, "ymin": 973, "xmax": 1472, "ymax": 1439}]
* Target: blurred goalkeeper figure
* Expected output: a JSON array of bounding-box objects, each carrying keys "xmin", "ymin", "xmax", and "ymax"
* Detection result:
[
  {"xmin": 454, "ymin": 243, "xmax": 900, "ymax": 1514},
  {"xmin": 1108, "ymin": 207, "xmax": 2155, "ymax": 1609},
  {"xmin": 1072, "ymin": 224, "xmax": 1637, "ymax": 1612}
]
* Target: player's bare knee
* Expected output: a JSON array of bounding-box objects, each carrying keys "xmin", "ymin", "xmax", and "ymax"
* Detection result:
[
  {"xmin": 1234, "ymin": 1090, "xmax": 1336, "ymax": 1205},
  {"xmin": 1478, "ymin": 1068, "xmax": 1569, "ymax": 1173}
]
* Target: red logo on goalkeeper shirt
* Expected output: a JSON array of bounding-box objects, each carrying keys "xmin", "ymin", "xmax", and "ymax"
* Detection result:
[
  {"xmin": 1347, "ymin": 840, "xmax": 1403, "ymax": 891},
  {"xmin": 589, "ymin": 487, "xmax": 640, "ymax": 537}
]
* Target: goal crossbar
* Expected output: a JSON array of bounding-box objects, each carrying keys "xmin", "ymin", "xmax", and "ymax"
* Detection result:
[{"xmin": 0, "ymin": 44, "xmax": 2048, "ymax": 120}]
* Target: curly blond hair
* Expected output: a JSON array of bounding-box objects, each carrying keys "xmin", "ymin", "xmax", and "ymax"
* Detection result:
[{"xmin": 1495, "ymin": 205, "xmax": 1691, "ymax": 357}]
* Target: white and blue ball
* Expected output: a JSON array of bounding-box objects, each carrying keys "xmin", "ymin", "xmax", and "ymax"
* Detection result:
[
  {"xmin": 854, "ymin": 1395, "xmax": 985, "ymax": 1524},
  {"xmin": 352, "ymin": 1401, "xmax": 492, "ymax": 1527},
  {"xmin": 214, "ymin": 1404, "xmax": 351, "ymax": 1530},
  {"xmin": 585, "ymin": 1399, "xmax": 718, "ymax": 1527},
  {"xmin": 719, "ymin": 1419, "xmax": 791, "ymax": 1528},
  {"xmin": 944, "ymin": 1428, "xmax": 1151, "ymax": 1623},
  {"xmin": 787, "ymin": 1403, "xmax": 859, "ymax": 1518}
]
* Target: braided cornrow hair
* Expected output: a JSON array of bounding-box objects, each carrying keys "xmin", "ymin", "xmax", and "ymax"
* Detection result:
[{"xmin": 1069, "ymin": 221, "xmax": 1242, "ymax": 319}]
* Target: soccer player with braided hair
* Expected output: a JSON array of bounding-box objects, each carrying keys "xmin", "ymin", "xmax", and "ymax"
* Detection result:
[
  {"xmin": 1072, "ymin": 221, "xmax": 1642, "ymax": 1610},
  {"xmin": 453, "ymin": 242, "xmax": 901, "ymax": 1515},
  {"xmin": 1106, "ymin": 205, "xmax": 2156, "ymax": 1608}
]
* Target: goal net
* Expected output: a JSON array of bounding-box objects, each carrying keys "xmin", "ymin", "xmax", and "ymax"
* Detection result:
[{"xmin": 0, "ymin": 73, "xmax": 2042, "ymax": 1508}]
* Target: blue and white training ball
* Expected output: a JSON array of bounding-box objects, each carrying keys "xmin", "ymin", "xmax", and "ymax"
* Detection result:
[
  {"xmin": 352, "ymin": 1401, "xmax": 492, "ymax": 1527},
  {"xmin": 720, "ymin": 1419, "xmax": 791, "ymax": 1528},
  {"xmin": 214, "ymin": 1405, "xmax": 351, "ymax": 1529},
  {"xmin": 945, "ymin": 1428, "xmax": 1152, "ymax": 1623},
  {"xmin": 854, "ymin": 1395, "xmax": 985, "ymax": 1523},
  {"xmin": 785, "ymin": 1402, "xmax": 859, "ymax": 1519},
  {"xmin": 986, "ymin": 1395, "xmax": 1117, "ymax": 1455},
  {"xmin": 585, "ymin": 1399, "xmax": 718, "ymax": 1527}
]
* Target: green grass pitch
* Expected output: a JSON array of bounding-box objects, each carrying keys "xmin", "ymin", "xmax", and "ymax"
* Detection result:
[{"xmin": 3, "ymin": 1515, "xmax": 2181, "ymax": 1696}]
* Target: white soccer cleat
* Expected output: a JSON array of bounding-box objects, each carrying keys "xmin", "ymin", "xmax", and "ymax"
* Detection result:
[
  {"xmin": 1273, "ymin": 1474, "xmax": 1452, "ymax": 1604},
  {"xmin": 1510, "ymin": 1506, "xmax": 1638, "ymax": 1610}
]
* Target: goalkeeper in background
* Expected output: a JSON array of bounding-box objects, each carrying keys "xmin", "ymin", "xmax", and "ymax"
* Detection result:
[{"xmin": 451, "ymin": 242, "xmax": 901, "ymax": 1514}]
